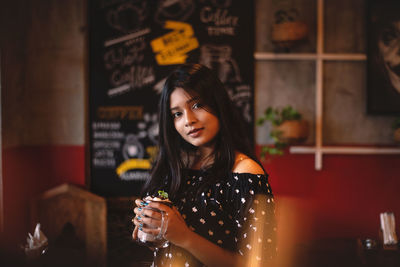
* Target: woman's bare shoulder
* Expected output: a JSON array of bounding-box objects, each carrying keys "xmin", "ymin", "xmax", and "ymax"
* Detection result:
[{"xmin": 232, "ymin": 152, "xmax": 265, "ymax": 175}]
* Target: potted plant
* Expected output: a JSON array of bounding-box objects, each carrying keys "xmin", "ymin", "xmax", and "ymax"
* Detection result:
[
  {"xmin": 256, "ymin": 105, "xmax": 309, "ymax": 158},
  {"xmin": 393, "ymin": 117, "xmax": 400, "ymax": 143}
]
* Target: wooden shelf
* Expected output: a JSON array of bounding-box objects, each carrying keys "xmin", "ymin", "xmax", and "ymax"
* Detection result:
[
  {"xmin": 254, "ymin": 52, "xmax": 366, "ymax": 61},
  {"xmin": 290, "ymin": 146, "xmax": 400, "ymax": 170},
  {"xmin": 290, "ymin": 146, "xmax": 400, "ymax": 155}
]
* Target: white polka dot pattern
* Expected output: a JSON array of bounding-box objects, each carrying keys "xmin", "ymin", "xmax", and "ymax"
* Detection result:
[{"xmin": 151, "ymin": 170, "xmax": 276, "ymax": 267}]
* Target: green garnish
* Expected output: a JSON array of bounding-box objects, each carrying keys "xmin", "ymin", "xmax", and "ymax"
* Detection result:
[{"xmin": 158, "ymin": 190, "xmax": 169, "ymax": 199}]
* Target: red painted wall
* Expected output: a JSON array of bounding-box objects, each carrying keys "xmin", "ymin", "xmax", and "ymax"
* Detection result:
[
  {"xmin": 259, "ymin": 146, "xmax": 400, "ymax": 242},
  {"xmin": 2, "ymin": 145, "xmax": 85, "ymax": 249}
]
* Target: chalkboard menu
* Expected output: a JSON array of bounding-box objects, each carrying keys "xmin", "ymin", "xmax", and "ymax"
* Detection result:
[{"xmin": 89, "ymin": 0, "xmax": 254, "ymax": 197}]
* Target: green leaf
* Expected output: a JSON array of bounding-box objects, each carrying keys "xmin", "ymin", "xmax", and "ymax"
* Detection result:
[
  {"xmin": 256, "ymin": 117, "xmax": 265, "ymax": 125},
  {"xmin": 256, "ymin": 105, "xmax": 304, "ymax": 158},
  {"xmin": 158, "ymin": 190, "xmax": 169, "ymax": 199},
  {"xmin": 270, "ymin": 129, "xmax": 283, "ymax": 142},
  {"xmin": 281, "ymin": 105, "xmax": 301, "ymax": 121},
  {"xmin": 268, "ymin": 146, "xmax": 284, "ymax": 155}
]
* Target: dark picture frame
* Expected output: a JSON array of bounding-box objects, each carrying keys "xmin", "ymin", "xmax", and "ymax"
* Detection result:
[{"xmin": 367, "ymin": 0, "xmax": 400, "ymax": 115}]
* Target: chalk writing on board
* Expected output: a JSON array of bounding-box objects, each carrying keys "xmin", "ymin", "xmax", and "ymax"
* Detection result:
[
  {"xmin": 153, "ymin": 77, "xmax": 167, "ymax": 94},
  {"xmin": 200, "ymin": 44, "xmax": 241, "ymax": 83},
  {"xmin": 108, "ymin": 65, "xmax": 155, "ymax": 96},
  {"xmin": 154, "ymin": 0, "xmax": 195, "ymax": 25},
  {"xmin": 108, "ymin": 84, "xmax": 130, "ymax": 96},
  {"xmin": 91, "ymin": 119, "xmax": 154, "ymax": 180},
  {"xmin": 119, "ymin": 171, "xmax": 150, "ymax": 181},
  {"xmin": 104, "ymin": 38, "xmax": 146, "ymax": 68},
  {"xmin": 97, "ymin": 106, "xmax": 143, "ymax": 120},
  {"xmin": 117, "ymin": 133, "xmax": 152, "ymax": 181},
  {"xmin": 122, "ymin": 134, "xmax": 145, "ymax": 159},
  {"xmin": 94, "ymin": 158, "xmax": 116, "ymax": 167},
  {"xmin": 106, "ymin": 1, "xmax": 148, "ymax": 33},
  {"xmin": 93, "ymin": 131, "xmax": 125, "ymax": 139},
  {"xmin": 92, "ymin": 121, "xmax": 123, "ymax": 168},
  {"xmin": 231, "ymin": 84, "xmax": 252, "ymax": 123},
  {"xmin": 90, "ymin": 0, "xmax": 254, "ymax": 196},
  {"xmin": 93, "ymin": 141, "xmax": 120, "ymax": 149},
  {"xmin": 151, "ymin": 21, "xmax": 199, "ymax": 65},
  {"xmin": 137, "ymin": 112, "xmax": 159, "ymax": 145},
  {"xmin": 92, "ymin": 121, "xmax": 121, "ymax": 130},
  {"xmin": 104, "ymin": 28, "xmax": 150, "ymax": 47},
  {"xmin": 200, "ymin": 6, "xmax": 239, "ymax": 36}
]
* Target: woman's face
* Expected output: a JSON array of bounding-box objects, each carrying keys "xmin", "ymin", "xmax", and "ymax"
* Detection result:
[
  {"xmin": 378, "ymin": 20, "xmax": 400, "ymax": 93},
  {"xmin": 169, "ymin": 87, "xmax": 220, "ymax": 149}
]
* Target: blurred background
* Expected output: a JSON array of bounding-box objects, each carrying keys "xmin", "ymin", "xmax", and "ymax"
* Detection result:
[{"xmin": 1, "ymin": 0, "xmax": 400, "ymax": 266}]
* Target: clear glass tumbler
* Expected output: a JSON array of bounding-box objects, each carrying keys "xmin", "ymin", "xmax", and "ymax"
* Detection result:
[{"xmin": 137, "ymin": 199, "xmax": 172, "ymax": 249}]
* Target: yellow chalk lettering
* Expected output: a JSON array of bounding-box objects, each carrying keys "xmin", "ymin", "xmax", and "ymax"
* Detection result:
[
  {"xmin": 97, "ymin": 106, "xmax": 143, "ymax": 120},
  {"xmin": 116, "ymin": 158, "xmax": 151, "ymax": 175},
  {"xmin": 151, "ymin": 21, "xmax": 199, "ymax": 66}
]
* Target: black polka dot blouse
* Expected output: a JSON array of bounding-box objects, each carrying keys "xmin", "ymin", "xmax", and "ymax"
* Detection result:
[{"xmin": 151, "ymin": 169, "xmax": 276, "ymax": 267}]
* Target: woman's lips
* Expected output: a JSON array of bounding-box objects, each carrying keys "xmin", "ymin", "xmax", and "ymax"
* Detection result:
[{"xmin": 188, "ymin": 128, "xmax": 204, "ymax": 137}]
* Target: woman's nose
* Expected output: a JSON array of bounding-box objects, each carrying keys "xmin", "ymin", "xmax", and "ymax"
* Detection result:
[{"xmin": 184, "ymin": 111, "xmax": 196, "ymax": 126}]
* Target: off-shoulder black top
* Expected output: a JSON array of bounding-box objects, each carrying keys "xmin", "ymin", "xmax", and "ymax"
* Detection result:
[{"xmin": 151, "ymin": 169, "xmax": 276, "ymax": 267}]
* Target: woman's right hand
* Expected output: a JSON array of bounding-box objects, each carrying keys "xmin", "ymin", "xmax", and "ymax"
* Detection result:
[
  {"xmin": 131, "ymin": 198, "xmax": 143, "ymax": 240},
  {"xmin": 132, "ymin": 198, "xmax": 193, "ymax": 247},
  {"xmin": 132, "ymin": 198, "xmax": 164, "ymax": 230}
]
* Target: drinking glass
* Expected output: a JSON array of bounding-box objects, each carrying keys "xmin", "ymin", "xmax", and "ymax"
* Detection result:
[{"xmin": 137, "ymin": 199, "xmax": 172, "ymax": 249}]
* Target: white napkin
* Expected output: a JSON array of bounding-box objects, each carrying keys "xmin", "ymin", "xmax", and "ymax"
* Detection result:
[
  {"xmin": 380, "ymin": 212, "xmax": 398, "ymax": 246},
  {"xmin": 24, "ymin": 223, "xmax": 48, "ymax": 260}
]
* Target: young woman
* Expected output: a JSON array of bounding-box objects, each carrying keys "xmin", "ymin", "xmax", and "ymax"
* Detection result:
[{"xmin": 132, "ymin": 64, "xmax": 276, "ymax": 267}]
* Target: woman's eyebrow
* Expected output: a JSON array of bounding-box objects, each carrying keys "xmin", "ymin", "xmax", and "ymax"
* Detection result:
[
  {"xmin": 170, "ymin": 96, "xmax": 201, "ymax": 111},
  {"xmin": 187, "ymin": 96, "xmax": 200, "ymax": 104}
]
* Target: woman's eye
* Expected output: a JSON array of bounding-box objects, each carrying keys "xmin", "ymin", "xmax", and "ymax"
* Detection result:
[
  {"xmin": 192, "ymin": 103, "xmax": 202, "ymax": 109},
  {"xmin": 172, "ymin": 112, "xmax": 182, "ymax": 118}
]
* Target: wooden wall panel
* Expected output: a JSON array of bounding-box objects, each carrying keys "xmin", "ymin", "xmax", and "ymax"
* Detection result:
[
  {"xmin": 324, "ymin": 0, "xmax": 366, "ymax": 53},
  {"xmin": 2, "ymin": 0, "xmax": 86, "ymax": 147}
]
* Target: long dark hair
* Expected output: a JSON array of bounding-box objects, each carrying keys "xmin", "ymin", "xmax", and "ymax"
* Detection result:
[{"xmin": 142, "ymin": 63, "xmax": 259, "ymax": 200}]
